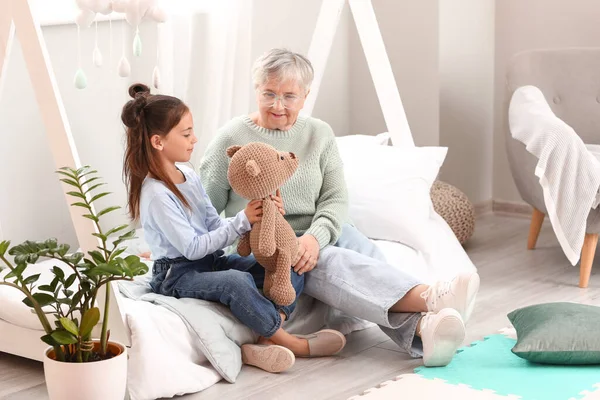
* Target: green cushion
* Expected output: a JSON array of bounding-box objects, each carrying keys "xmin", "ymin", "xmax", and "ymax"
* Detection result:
[{"xmin": 508, "ymin": 302, "xmax": 600, "ymax": 365}]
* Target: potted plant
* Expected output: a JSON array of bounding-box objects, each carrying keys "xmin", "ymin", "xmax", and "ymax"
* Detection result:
[{"xmin": 0, "ymin": 166, "xmax": 148, "ymax": 400}]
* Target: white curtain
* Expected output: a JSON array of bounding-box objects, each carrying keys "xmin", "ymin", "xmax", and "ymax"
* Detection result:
[{"xmin": 158, "ymin": 0, "xmax": 253, "ymax": 165}]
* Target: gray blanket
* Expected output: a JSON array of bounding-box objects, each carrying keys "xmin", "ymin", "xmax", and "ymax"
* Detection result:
[{"xmin": 118, "ymin": 275, "xmax": 373, "ymax": 382}]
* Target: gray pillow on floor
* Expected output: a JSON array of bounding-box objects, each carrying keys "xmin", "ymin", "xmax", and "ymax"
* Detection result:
[{"xmin": 508, "ymin": 302, "xmax": 600, "ymax": 365}]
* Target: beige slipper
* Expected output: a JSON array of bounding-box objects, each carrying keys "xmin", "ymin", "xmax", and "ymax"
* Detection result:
[
  {"xmin": 241, "ymin": 344, "xmax": 295, "ymax": 373},
  {"xmin": 295, "ymin": 329, "xmax": 347, "ymax": 357}
]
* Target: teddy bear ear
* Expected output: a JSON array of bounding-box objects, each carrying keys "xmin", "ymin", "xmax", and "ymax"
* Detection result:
[
  {"xmin": 246, "ymin": 160, "xmax": 261, "ymax": 177},
  {"xmin": 226, "ymin": 145, "xmax": 242, "ymax": 158}
]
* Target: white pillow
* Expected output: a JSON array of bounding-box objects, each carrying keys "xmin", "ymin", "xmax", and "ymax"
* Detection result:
[
  {"xmin": 335, "ymin": 132, "xmax": 390, "ymax": 149},
  {"xmin": 124, "ymin": 298, "xmax": 221, "ymax": 400},
  {"xmin": 339, "ymin": 144, "xmax": 447, "ymax": 251},
  {"xmin": 0, "ymin": 258, "xmax": 79, "ymax": 330}
]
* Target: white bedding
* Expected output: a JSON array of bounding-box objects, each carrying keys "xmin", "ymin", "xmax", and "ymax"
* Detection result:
[{"xmin": 121, "ymin": 206, "xmax": 475, "ymax": 399}]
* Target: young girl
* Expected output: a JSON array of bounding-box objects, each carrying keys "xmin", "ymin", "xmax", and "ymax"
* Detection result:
[{"xmin": 121, "ymin": 83, "xmax": 346, "ymax": 374}]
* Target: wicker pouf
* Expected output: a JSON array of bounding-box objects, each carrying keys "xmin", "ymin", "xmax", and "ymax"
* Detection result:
[{"xmin": 430, "ymin": 181, "xmax": 475, "ymax": 244}]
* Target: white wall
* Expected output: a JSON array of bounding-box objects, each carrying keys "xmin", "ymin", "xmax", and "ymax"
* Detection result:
[
  {"xmin": 348, "ymin": 0, "xmax": 440, "ymax": 146},
  {"xmin": 493, "ymin": 0, "xmax": 600, "ymax": 203},
  {"xmin": 0, "ymin": 21, "xmax": 130, "ymax": 248},
  {"xmin": 438, "ymin": 0, "xmax": 495, "ymax": 204}
]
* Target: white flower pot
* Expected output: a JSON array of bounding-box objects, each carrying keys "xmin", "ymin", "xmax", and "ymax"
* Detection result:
[{"xmin": 43, "ymin": 341, "xmax": 127, "ymax": 400}]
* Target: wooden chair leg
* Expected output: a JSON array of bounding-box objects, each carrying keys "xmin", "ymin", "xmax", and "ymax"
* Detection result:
[
  {"xmin": 527, "ymin": 208, "xmax": 545, "ymax": 250},
  {"xmin": 580, "ymin": 233, "xmax": 598, "ymax": 288}
]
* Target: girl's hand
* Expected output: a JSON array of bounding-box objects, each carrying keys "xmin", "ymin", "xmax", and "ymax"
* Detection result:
[
  {"xmin": 244, "ymin": 200, "xmax": 263, "ymax": 225},
  {"xmin": 270, "ymin": 189, "xmax": 285, "ymax": 216}
]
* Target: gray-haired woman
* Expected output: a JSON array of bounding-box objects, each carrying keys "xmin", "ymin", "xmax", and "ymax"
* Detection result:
[{"xmin": 199, "ymin": 48, "xmax": 480, "ymax": 367}]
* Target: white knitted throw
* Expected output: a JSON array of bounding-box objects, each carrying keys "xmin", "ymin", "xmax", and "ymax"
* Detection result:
[{"xmin": 509, "ymin": 85, "xmax": 600, "ymax": 265}]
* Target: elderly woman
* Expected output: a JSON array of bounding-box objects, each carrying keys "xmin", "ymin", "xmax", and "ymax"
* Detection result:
[{"xmin": 199, "ymin": 48, "xmax": 480, "ymax": 367}]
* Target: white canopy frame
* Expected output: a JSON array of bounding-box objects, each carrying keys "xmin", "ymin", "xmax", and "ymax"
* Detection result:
[
  {"xmin": 0, "ymin": 0, "xmax": 414, "ymax": 352},
  {"xmin": 303, "ymin": 0, "xmax": 414, "ymax": 147}
]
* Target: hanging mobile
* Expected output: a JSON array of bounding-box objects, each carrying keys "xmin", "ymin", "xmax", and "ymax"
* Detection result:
[
  {"xmin": 92, "ymin": 20, "xmax": 103, "ymax": 67},
  {"xmin": 118, "ymin": 17, "xmax": 131, "ymax": 77},
  {"xmin": 74, "ymin": 24, "xmax": 88, "ymax": 89}
]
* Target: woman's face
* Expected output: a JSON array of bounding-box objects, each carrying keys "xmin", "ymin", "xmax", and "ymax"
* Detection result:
[{"xmin": 255, "ymin": 78, "xmax": 308, "ymax": 131}]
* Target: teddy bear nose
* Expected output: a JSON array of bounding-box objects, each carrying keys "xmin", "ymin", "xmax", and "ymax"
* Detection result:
[{"xmin": 289, "ymin": 152, "xmax": 296, "ymax": 159}]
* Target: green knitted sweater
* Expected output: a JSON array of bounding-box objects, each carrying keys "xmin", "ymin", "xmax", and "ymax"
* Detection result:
[{"xmin": 198, "ymin": 115, "xmax": 348, "ymax": 249}]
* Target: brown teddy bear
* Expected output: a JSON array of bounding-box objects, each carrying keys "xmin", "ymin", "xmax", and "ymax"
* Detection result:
[{"xmin": 227, "ymin": 142, "xmax": 300, "ymax": 306}]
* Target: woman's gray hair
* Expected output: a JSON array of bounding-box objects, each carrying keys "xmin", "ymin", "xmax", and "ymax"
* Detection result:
[{"xmin": 252, "ymin": 48, "xmax": 314, "ymax": 93}]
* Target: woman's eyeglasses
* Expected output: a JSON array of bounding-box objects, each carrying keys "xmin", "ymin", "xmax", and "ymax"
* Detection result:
[{"xmin": 258, "ymin": 91, "xmax": 301, "ymax": 109}]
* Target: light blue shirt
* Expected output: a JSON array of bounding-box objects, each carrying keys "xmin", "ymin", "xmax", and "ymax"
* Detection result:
[{"xmin": 139, "ymin": 165, "xmax": 251, "ymax": 261}]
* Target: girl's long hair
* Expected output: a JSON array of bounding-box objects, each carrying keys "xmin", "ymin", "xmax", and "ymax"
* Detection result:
[{"xmin": 121, "ymin": 83, "xmax": 190, "ymax": 220}]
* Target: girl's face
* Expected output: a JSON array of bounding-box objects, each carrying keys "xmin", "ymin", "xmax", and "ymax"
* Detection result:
[{"xmin": 151, "ymin": 112, "xmax": 197, "ymax": 163}]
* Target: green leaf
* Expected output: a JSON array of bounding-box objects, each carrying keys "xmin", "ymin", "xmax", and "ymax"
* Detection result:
[
  {"xmin": 22, "ymin": 293, "xmax": 55, "ymax": 308},
  {"xmin": 56, "ymin": 170, "xmax": 77, "ymax": 180},
  {"xmin": 58, "ymin": 298, "xmax": 72, "ymax": 305},
  {"xmin": 64, "ymin": 252, "xmax": 84, "ymax": 265},
  {"xmin": 97, "ymin": 206, "xmax": 121, "ymax": 218},
  {"xmin": 82, "ymin": 258, "xmax": 96, "ymax": 267},
  {"xmin": 5, "ymin": 263, "xmax": 26, "ymax": 280},
  {"xmin": 81, "ymin": 176, "xmax": 100, "ymax": 187},
  {"xmin": 71, "ymin": 202, "xmax": 91, "ymax": 209},
  {"xmin": 132, "ymin": 262, "xmax": 149, "ymax": 276},
  {"xmin": 65, "ymin": 274, "xmax": 77, "ymax": 289},
  {"xmin": 109, "ymin": 247, "xmax": 127, "ymax": 261},
  {"xmin": 79, "ymin": 170, "xmax": 98, "ymax": 179},
  {"xmin": 77, "ymin": 166, "xmax": 96, "ymax": 175},
  {"xmin": 70, "ymin": 291, "xmax": 83, "ymax": 308},
  {"xmin": 93, "ymin": 263, "xmax": 123, "ymax": 276},
  {"xmin": 44, "ymin": 239, "xmax": 58, "ymax": 250},
  {"xmin": 88, "ymin": 250, "xmax": 105, "ymax": 264},
  {"xmin": 38, "ymin": 284, "xmax": 54, "ymax": 292},
  {"xmin": 51, "ymin": 330, "xmax": 78, "ymax": 345},
  {"xmin": 59, "ymin": 178, "xmax": 80, "ymax": 188},
  {"xmin": 82, "ymin": 214, "xmax": 99, "ymax": 223},
  {"xmin": 0, "ymin": 241, "xmax": 9, "ymax": 257},
  {"xmin": 50, "ymin": 277, "xmax": 60, "ymax": 292},
  {"xmin": 80, "ymin": 307, "xmax": 100, "ymax": 338},
  {"xmin": 23, "ymin": 274, "xmax": 41, "ymax": 285},
  {"xmin": 83, "ymin": 182, "xmax": 106, "ymax": 196},
  {"xmin": 40, "ymin": 333, "xmax": 59, "ymax": 347},
  {"xmin": 105, "ymin": 224, "xmax": 129, "ymax": 238},
  {"xmin": 89, "ymin": 192, "xmax": 111, "ymax": 204},
  {"xmin": 52, "ymin": 266, "xmax": 65, "ymax": 280},
  {"xmin": 92, "ymin": 233, "xmax": 108, "ymax": 242},
  {"xmin": 13, "ymin": 254, "xmax": 28, "ymax": 265},
  {"xmin": 57, "ymin": 244, "xmax": 70, "ymax": 257},
  {"xmin": 66, "ymin": 191, "xmax": 86, "ymax": 200},
  {"xmin": 60, "ymin": 318, "xmax": 79, "ymax": 336}
]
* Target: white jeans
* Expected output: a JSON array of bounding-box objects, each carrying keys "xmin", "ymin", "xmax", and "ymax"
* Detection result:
[{"xmin": 304, "ymin": 224, "xmax": 424, "ymax": 357}]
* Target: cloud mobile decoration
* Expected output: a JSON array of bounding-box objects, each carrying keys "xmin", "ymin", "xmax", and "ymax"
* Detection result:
[{"xmin": 73, "ymin": 0, "xmax": 167, "ymax": 89}]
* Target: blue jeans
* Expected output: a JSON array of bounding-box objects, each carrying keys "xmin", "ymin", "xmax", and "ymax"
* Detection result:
[
  {"xmin": 149, "ymin": 250, "xmax": 305, "ymax": 338},
  {"xmin": 304, "ymin": 224, "xmax": 425, "ymax": 357}
]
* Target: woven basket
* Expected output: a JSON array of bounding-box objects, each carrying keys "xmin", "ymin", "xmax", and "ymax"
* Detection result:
[{"xmin": 430, "ymin": 181, "xmax": 475, "ymax": 244}]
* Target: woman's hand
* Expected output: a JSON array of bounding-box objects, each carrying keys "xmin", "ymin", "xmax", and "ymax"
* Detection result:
[
  {"xmin": 244, "ymin": 200, "xmax": 263, "ymax": 225},
  {"xmin": 270, "ymin": 189, "xmax": 285, "ymax": 216},
  {"xmin": 293, "ymin": 234, "xmax": 320, "ymax": 275}
]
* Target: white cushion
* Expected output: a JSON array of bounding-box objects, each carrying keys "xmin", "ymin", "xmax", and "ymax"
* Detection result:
[
  {"xmin": 0, "ymin": 258, "xmax": 78, "ymax": 330},
  {"xmin": 339, "ymin": 143, "xmax": 447, "ymax": 251},
  {"xmin": 336, "ymin": 132, "xmax": 390, "ymax": 149}
]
